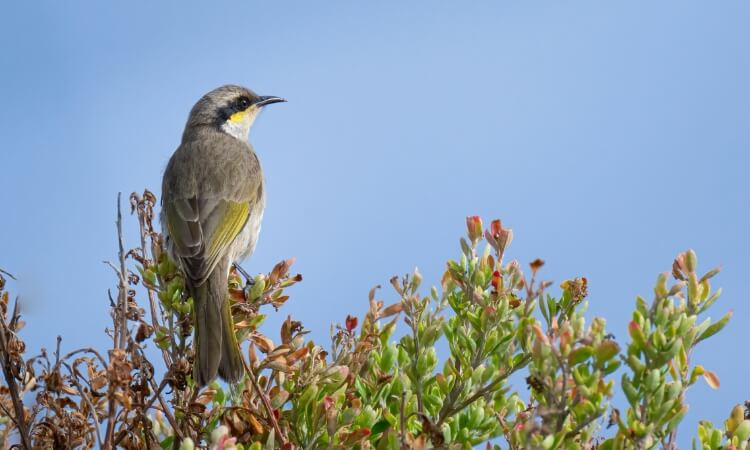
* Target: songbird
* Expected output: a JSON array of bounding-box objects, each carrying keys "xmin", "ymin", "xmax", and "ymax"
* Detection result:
[{"xmin": 161, "ymin": 85, "xmax": 285, "ymax": 386}]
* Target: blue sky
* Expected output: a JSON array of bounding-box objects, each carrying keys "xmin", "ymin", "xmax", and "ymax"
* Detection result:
[{"xmin": 1, "ymin": 1, "xmax": 748, "ymax": 446}]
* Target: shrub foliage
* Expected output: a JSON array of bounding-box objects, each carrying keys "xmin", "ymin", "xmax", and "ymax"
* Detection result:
[{"xmin": 0, "ymin": 190, "xmax": 744, "ymax": 450}]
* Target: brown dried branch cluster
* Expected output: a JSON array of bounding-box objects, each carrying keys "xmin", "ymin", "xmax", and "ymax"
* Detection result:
[{"xmin": 0, "ymin": 190, "xmax": 306, "ymax": 449}]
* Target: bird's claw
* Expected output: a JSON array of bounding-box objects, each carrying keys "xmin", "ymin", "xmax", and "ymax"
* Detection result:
[{"xmin": 232, "ymin": 263, "xmax": 255, "ymax": 287}]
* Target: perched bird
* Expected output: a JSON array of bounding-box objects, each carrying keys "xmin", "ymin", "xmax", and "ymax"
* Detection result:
[{"xmin": 161, "ymin": 85, "xmax": 285, "ymax": 386}]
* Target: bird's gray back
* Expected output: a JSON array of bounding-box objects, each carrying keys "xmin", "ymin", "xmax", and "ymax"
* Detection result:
[{"xmin": 162, "ymin": 130, "xmax": 263, "ymax": 203}]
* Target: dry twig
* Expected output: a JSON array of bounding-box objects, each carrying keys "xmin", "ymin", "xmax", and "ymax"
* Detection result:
[{"xmin": 0, "ymin": 298, "xmax": 30, "ymax": 449}]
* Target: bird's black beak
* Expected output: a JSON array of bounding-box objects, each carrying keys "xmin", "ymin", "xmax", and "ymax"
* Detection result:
[{"xmin": 255, "ymin": 96, "xmax": 287, "ymax": 107}]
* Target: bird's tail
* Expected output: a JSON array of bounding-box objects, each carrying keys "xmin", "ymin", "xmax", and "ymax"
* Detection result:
[{"xmin": 190, "ymin": 262, "xmax": 245, "ymax": 387}]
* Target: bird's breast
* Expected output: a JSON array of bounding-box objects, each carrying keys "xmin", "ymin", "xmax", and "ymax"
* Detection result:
[{"xmin": 230, "ymin": 198, "xmax": 265, "ymax": 263}]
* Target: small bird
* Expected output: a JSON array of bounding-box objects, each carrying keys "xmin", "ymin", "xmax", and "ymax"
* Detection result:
[{"xmin": 161, "ymin": 85, "xmax": 285, "ymax": 386}]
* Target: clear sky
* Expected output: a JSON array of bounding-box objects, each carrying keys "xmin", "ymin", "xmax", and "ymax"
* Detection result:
[{"xmin": 1, "ymin": 1, "xmax": 748, "ymax": 446}]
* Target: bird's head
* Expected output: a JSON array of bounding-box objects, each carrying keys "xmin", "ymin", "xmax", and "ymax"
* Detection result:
[{"xmin": 183, "ymin": 85, "xmax": 286, "ymax": 142}]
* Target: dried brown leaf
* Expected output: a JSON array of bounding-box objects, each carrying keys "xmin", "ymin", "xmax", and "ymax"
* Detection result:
[
  {"xmin": 704, "ymin": 370, "xmax": 721, "ymax": 389},
  {"xmin": 251, "ymin": 334, "xmax": 275, "ymax": 354},
  {"xmin": 379, "ymin": 302, "xmax": 403, "ymax": 319},
  {"xmin": 286, "ymin": 347, "xmax": 309, "ymax": 366}
]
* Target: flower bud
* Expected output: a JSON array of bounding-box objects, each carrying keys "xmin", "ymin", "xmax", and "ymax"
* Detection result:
[
  {"xmin": 490, "ymin": 219, "xmax": 502, "ymax": 237},
  {"xmin": 672, "ymin": 253, "xmax": 686, "ymax": 280},
  {"xmin": 345, "ymin": 315, "xmax": 358, "ymax": 333},
  {"xmin": 655, "ymin": 272, "xmax": 668, "ymax": 298},
  {"xmin": 411, "ymin": 267, "xmax": 422, "ymax": 292},
  {"xmin": 685, "ymin": 249, "xmax": 697, "ymax": 273},
  {"xmin": 726, "ymin": 405, "xmax": 746, "ymax": 434},
  {"xmin": 491, "ymin": 270, "xmax": 502, "ymax": 292},
  {"xmin": 529, "ymin": 258, "xmax": 545, "ymax": 276},
  {"xmin": 466, "ymin": 216, "xmax": 483, "ymax": 246},
  {"xmin": 210, "ymin": 425, "xmax": 229, "ymax": 444}
]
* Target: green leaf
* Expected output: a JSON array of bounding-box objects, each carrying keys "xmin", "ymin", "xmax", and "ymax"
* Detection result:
[
  {"xmin": 214, "ymin": 387, "xmax": 225, "ymax": 406},
  {"xmin": 512, "ymin": 352, "xmax": 529, "ymax": 369},
  {"xmin": 379, "ymin": 345, "xmax": 397, "ymax": 373},
  {"xmin": 547, "ymin": 296, "xmax": 558, "ymax": 319},
  {"xmin": 160, "ymin": 436, "xmax": 175, "ymax": 449},
  {"xmin": 271, "ymin": 389, "xmax": 289, "ymax": 409},
  {"xmin": 601, "ymin": 359, "xmax": 621, "ymax": 375},
  {"xmin": 297, "ymin": 384, "xmax": 318, "ymax": 412},
  {"xmin": 644, "ymin": 369, "xmax": 661, "ymax": 392},
  {"xmin": 143, "ymin": 268, "xmax": 156, "ymax": 285},
  {"xmin": 621, "ymin": 376, "xmax": 640, "ymax": 407},
  {"xmin": 685, "ymin": 249, "xmax": 698, "ymax": 272},
  {"xmin": 626, "ymin": 354, "xmax": 645, "ymax": 376},
  {"xmin": 540, "ymin": 295, "xmax": 550, "ymax": 324},
  {"xmin": 354, "ymin": 377, "xmax": 368, "ymax": 399},
  {"xmin": 594, "ymin": 340, "xmax": 620, "ymax": 367},
  {"xmin": 732, "ymin": 420, "xmax": 750, "ymax": 442},
  {"xmin": 370, "ymin": 419, "xmax": 391, "ymax": 437},
  {"xmin": 568, "ymin": 346, "xmax": 593, "ymax": 366},
  {"xmin": 443, "ymin": 423, "xmax": 453, "ymax": 444},
  {"xmin": 697, "ymin": 288, "xmax": 722, "ymax": 314},
  {"xmin": 696, "ymin": 310, "xmax": 733, "ymax": 344},
  {"xmin": 247, "ymin": 276, "xmax": 266, "ymax": 300},
  {"xmin": 635, "ymin": 296, "xmax": 649, "ymax": 317}
]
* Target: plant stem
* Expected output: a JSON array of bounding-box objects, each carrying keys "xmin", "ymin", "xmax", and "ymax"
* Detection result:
[
  {"xmin": 0, "ymin": 299, "xmax": 31, "ymax": 449},
  {"xmin": 242, "ymin": 358, "xmax": 287, "ymax": 445}
]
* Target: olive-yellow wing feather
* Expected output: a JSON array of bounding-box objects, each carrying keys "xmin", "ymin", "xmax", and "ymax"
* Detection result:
[{"xmin": 165, "ymin": 198, "xmax": 250, "ymax": 284}]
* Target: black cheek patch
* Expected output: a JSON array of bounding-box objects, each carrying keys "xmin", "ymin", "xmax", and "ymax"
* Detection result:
[{"xmin": 219, "ymin": 105, "xmax": 235, "ymax": 121}]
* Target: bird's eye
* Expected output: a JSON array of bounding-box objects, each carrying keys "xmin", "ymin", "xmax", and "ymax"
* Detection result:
[{"xmin": 236, "ymin": 96, "xmax": 251, "ymax": 110}]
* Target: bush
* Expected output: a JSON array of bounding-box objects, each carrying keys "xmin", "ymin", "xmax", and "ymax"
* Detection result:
[{"xmin": 0, "ymin": 191, "xmax": 743, "ymax": 450}]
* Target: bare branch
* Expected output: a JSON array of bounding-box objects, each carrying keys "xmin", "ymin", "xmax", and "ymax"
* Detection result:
[
  {"xmin": 242, "ymin": 358, "xmax": 287, "ymax": 445},
  {"xmin": 130, "ymin": 191, "xmax": 172, "ymax": 369},
  {"xmin": 0, "ymin": 298, "xmax": 31, "ymax": 449},
  {"xmin": 116, "ymin": 192, "xmax": 129, "ymax": 350},
  {"xmin": 62, "ymin": 361, "xmax": 103, "ymax": 449}
]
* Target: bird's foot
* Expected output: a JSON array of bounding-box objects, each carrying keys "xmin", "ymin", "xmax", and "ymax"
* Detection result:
[{"xmin": 233, "ymin": 263, "xmax": 256, "ymax": 287}]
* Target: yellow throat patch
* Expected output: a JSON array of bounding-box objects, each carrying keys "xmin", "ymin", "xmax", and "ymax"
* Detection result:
[
  {"xmin": 223, "ymin": 106, "xmax": 258, "ymax": 140},
  {"xmin": 229, "ymin": 109, "xmax": 250, "ymax": 123}
]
